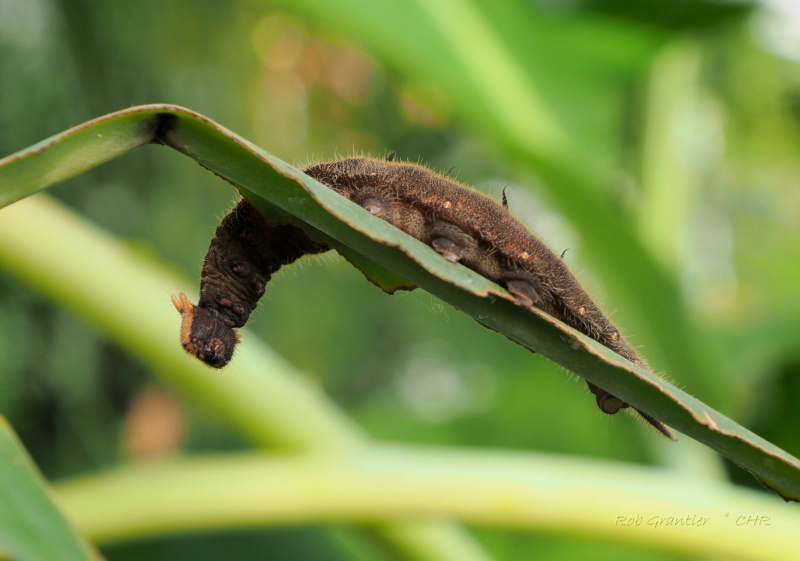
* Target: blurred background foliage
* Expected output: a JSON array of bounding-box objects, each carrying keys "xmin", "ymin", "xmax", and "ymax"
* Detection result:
[{"xmin": 1, "ymin": 0, "xmax": 799, "ymax": 559}]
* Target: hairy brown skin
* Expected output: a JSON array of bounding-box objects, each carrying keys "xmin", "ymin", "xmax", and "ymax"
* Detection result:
[
  {"xmin": 173, "ymin": 199, "xmax": 326, "ymax": 367},
  {"xmin": 174, "ymin": 156, "xmax": 674, "ymax": 439}
]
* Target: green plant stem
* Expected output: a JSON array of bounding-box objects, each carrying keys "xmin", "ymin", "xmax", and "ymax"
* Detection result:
[
  {"xmin": 0, "ymin": 195, "xmax": 493, "ymax": 561},
  {"xmin": 0, "ymin": 418, "xmax": 97, "ymax": 561},
  {"xmin": 54, "ymin": 446, "xmax": 800, "ymax": 561},
  {"xmin": 415, "ymin": 0, "xmax": 568, "ymax": 158}
]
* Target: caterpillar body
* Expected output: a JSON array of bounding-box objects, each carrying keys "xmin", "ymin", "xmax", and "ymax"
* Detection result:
[{"xmin": 173, "ymin": 156, "xmax": 674, "ymax": 439}]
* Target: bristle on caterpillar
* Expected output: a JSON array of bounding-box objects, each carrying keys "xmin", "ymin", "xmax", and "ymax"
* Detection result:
[{"xmin": 175, "ymin": 156, "xmax": 674, "ymax": 438}]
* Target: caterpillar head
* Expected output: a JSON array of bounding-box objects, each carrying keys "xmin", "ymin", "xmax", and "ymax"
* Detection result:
[{"xmin": 172, "ymin": 292, "xmax": 239, "ymax": 368}]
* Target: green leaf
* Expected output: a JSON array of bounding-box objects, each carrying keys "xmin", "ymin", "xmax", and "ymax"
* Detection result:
[
  {"xmin": 53, "ymin": 446, "xmax": 800, "ymax": 561},
  {"xmin": 0, "ymin": 417, "xmax": 97, "ymax": 561},
  {"xmin": 1, "ymin": 105, "xmax": 798, "ymax": 502},
  {"xmin": 0, "ymin": 110, "xmax": 154, "ymax": 209}
]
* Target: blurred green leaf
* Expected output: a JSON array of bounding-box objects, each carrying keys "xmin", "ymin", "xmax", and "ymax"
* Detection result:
[
  {"xmin": 0, "ymin": 417, "xmax": 97, "ymax": 561},
  {"xmin": 54, "ymin": 445, "xmax": 800, "ymax": 561},
  {"xmin": 580, "ymin": 0, "xmax": 752, "ymax": 31}
]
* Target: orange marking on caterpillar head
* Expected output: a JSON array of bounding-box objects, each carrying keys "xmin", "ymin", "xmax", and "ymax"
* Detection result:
[{"xmin": 172, "ymin": 293, "xmax": 195, "ymax": 350}]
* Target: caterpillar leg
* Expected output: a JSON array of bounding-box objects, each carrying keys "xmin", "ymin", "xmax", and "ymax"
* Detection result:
[
  {"xmin": 587, "ymin": 381, "xmax": 675, "ymax": 439},
  {"xmin": 431, "ymin": 237, "xmax": 463, "ymax": 263},
  {"xmin": 505, "ymin": 278, "xmax": 543, "ymax": 309},
  {"xmin": 634, "ymin": 407, "xmax": 676, "ymax": 440},
  {"xmin": 587, "ymin": 381, "xmax": 628, "ymax": 414},
  {"xmin": 428, "ymin": 221, "xmax": 472, "ymax": 264}
]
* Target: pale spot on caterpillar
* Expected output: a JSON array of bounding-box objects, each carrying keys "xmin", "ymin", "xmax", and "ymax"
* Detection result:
[
  {"xmin": 175, "ymin": 155, "xmax": 675, "ymax": 439},
  {"xmin": 505, "ymin": 279, "xmax": 541, "ymax": 309},
  {"xmin": 361, "ymin": 197, "xmax": 385, "ymax": 217},
  {"xmin": 432, "ymin": 237, "xmax": 463, "ymax": 263}
]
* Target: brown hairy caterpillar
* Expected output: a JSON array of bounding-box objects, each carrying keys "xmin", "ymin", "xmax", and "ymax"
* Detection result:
[{"xmin": 173, "ymin": 156, "xmax": 674, "ymax": 439}]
